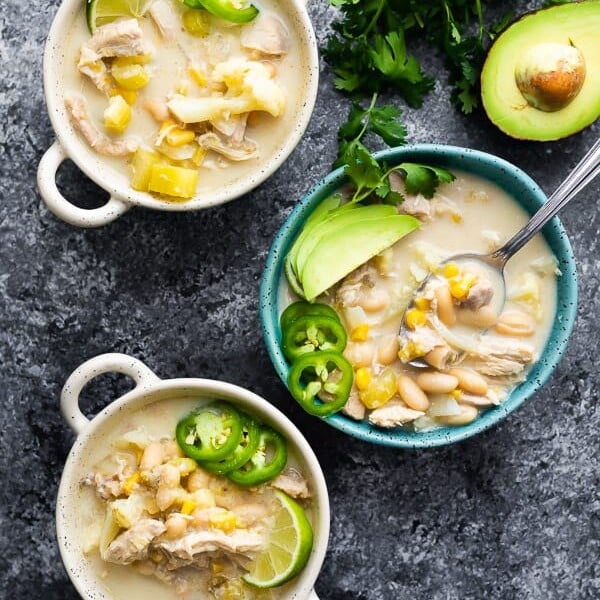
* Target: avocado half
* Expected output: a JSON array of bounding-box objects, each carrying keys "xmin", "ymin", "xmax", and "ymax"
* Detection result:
[{"xmin": 481, "ymin": 1, "xmax": 600, "ymax": 141}]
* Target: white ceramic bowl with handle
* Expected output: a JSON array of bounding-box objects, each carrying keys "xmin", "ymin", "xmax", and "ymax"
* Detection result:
[
  {"xmin": 38, "ymin": 0, "xmax": 319, "ymax": 227},
  {"xmin": 56, "ymin": 353, "xmax": 329, "ymax": 599}
]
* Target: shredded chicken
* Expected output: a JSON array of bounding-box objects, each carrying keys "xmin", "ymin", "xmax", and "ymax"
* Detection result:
[
  {"xmin": 466, "ymin": 338, "xmax": 536, "ymax": 378},
  {"xmin": 271, "ymin": 468, "xmax": 311, "ymax": 499},
  {"xmin": 148, "ymin": 0, "xmax": 181, "ymax": 41},
  {"xmin": 102, "ymin": 518, "xmax": 166, "ymax": 564},
  {"xmin": 241, "ymin": 14, "xmax": 290, "ymax": 56},
  {"xmin": 65, "ymin": 93, "xmax": 138, "ymax": 156},
  {"xmin": 198, "ymin": 132, "xmax": 258, "ymax": 161},
  {"xmin": 369, "ymin": 401, "xmax": 425, "ymax": 428},
  {"xmin": 342, "ymin": 388, "xmax": 366, "ymax": 421},
  {"xmin": 78, "ymin": 19, "xmax": 153, "ymax": 95},
  {"xmin": 462, "ymin": 279, "xmax": 494, "ymax": 310},
  {"xmin": 155, "ymin": 528, "xmax": 266, "ymax": 565}
]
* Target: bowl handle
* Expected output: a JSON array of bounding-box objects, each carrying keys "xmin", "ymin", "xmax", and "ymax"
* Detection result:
[
  {"xmin": 60, "ymin": 353, "xmax": 160, "ymax": 435},
  {"xmin": 37, "ymin": 141, "xmax": 130, "ymax": 227}
]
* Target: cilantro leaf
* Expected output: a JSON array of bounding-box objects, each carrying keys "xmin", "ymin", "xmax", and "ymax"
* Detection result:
[
  {"xmin": 396, "ymin": 163, "xmax": 455, "ymax": 199},
  {"xmin": 344, "ymin": 142, "xmax": 385, "ymax": 200},
  {"xmin": 369, "ymin": 105, "xmax": 407, "ymax": 147}
]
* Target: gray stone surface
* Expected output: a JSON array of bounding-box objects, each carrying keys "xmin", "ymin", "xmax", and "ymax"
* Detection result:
[{"xmin": 0, "ymin": 1, "xmax": 598, "ymax": 599}]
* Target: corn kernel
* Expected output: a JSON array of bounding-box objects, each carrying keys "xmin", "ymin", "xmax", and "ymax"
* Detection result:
[
  {"xmin": 413, "ymin": 297, "xmax": 430, "ymax": 311},
  {"xmin": 451, "ymin": 389, "xmax": 463, "ymax": 400},
  {"xmin": 130, "ymin": 147, "xmax": 161, "ymax": 192},
  {"xmin": 405, "ymin": 309, "xmax": 427, "ymax": 330},
  {"xmin": 182, "ymin": 9, "xmax": 211, "ymax": 36},
  {"xmin": 189, "ymin": 64, "xmax": 208, "ymax": 87},
  {"xmin": 165, "ymin": 127, "xmax": 196, "ymax": 147},
  {"xmin": 351, "ymin": 324, "xmax": 369, "ymax": 342},
  {"xmin": 209, "ymin": 511, "xmax": 237, "ymax": 534},
  {"xmin": 148, "ymin": 164, "xmax": 199, "ymax": 199},
  {"xmin": 112, "ymin": 63, "xmax": 150, "ymax": 91},
  {"xmin": 355, "ymin": 367, "xmax": 371, "ymax": 391},
  {"xmin": 449, "ymin": 275, "xmax": 476, "ymax": 300},
  {"xmin": 180, "ymin": 499, "xmax": 197, "ymax": 515},
  {"xmin": 451, "ymin": 213, "xmax": 462, "ymax": 224},
  {"xmin": 122, "ymin": 471, "xmax": 141, "ymax": 496},
  {"xmin": 443, "ymin": 262, "xmax": 460, "ymax": 278},
  {"xmin": 103, "ymin": 95, "xmax": 131, "ymax": 133}
]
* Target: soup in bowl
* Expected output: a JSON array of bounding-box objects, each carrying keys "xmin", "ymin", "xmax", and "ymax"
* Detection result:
[
  {"xmin": 56, "ymin": 353, "xmax": 329, "ymax": 599},
  {"xmin": 38, "ymin": 0, "xmax": 318, "ymax": 226},
  {"xmin": 259, "ymin": 144, "xmax": 577, "ymax": 448}
]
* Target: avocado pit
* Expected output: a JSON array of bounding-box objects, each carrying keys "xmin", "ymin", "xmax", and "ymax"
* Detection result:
[{"xmin": 514, "ymin": 42, "xmax": 586, "ymax": 112}]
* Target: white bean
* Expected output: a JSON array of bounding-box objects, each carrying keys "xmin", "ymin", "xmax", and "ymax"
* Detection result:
[
  {"xmin": 397, "ymin": 375, "xmax": 430, "ymax": 411},
  {"xmin": 435, "ymin": 285, "xmax": 456, "ymax": 327},
  {"xmin": 457, "ymin": 306, "xmax": 497, "ymax": 328},
  {"xmin": 140, "ymin": 441, "xmax": 164, "ymax": 471},
  {"xmin": 359, "ymin": 289, "xmax": 391, "ymax": 313},
  {"xmin": 435, "ymin": 404, "xmax": 478, "ymax": 426},
  {"xmin": 344, "ymin": 342, "xmax": 375, "ymax": 368},
  {"xmin": 164, "ymin": 514, "xmax": 188, "ymax": 539},
  {"xmin": 449, "ymin": 368, "xmax": 488, "ymax": 396},
  {"xmin": 187, "ymin": 469, "xmax": 211, "ymax": 492},
  {"xmin": 160, "ymin": 464, "xmax": 181, "ymax": 488},
  {"xmin": 416, "ymin": 372, "xmax": 458, "ymax": 394},
  {"xmin": 377, "ymin": 335, "xmax": 399, "ymax": 365},
  {"xmin": 494, "ymin": 311, "xmax": 535, "ymax": 337}
]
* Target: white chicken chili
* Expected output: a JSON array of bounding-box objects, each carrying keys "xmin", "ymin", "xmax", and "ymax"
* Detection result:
[
  {"xmin": 62, "ymin": 0, "xmax": 305, "ymax": 199},
  {"xmin": 279, "ymin": 170, "xmax": 559, "ymax": 430},
  {"xmin": 77, "ymin": 397, "xmax": 314, "ymax": 599}
]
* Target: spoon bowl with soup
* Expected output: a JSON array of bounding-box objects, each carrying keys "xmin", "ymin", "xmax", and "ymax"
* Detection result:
[{"xmin": 400, "ymin": 137, "xmax": 599, "ymax": 369}]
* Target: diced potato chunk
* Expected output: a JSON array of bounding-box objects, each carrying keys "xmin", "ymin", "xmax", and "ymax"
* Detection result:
[
  {"xmin": 148, "ymin": 164, "xmax": 199, "ymax": 198},
  {"xmin": 113, "ymin": 55, "xmax": 153, "ymax": 67},
  {"xmin": 112, "ymin": 63, "xmax": 150, "ymax": 91},
  {"xmin": 130, "ymin": 148, "xmax": 161, "ymax": 191},
  {"xmin": 104, "ymin": 95, "xmax": 131, "ymax": 133}
]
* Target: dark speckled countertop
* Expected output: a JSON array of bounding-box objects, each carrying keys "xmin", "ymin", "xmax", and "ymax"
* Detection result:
[{"xmin": 1, "ymin": 1, "xmax": 599, "ymax": 598}]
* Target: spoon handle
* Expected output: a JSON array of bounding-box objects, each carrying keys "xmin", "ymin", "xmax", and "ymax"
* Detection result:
[{"xmin": 491, "ymin": 137, "xmax": 600, "ymax": 264}]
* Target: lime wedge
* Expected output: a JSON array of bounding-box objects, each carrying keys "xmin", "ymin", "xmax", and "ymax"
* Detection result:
[
  {"xmin": 86, "ymin": 0, "xmax": 151, "ymax": 33},
  {"xmin": 243, "ymin": 490, "xmax": 314, "ymax": 588}
]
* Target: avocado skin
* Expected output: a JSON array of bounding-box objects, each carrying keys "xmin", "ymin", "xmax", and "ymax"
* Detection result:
[{"xmin": 480, "ymin": 1, "xmax": 600, "ymax": 141}]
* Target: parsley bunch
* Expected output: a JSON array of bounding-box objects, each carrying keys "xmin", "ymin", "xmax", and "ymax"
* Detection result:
[{"xmin": 325, "ymin": 0, "xmax": 511, "ymax": 114}]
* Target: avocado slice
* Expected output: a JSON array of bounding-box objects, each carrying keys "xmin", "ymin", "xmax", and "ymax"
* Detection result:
[
  {"xmin": 300, "ymin": 214, "xmax": 420, "ymax": 302},
  {"xmin": 481, "ymin": 2, "xmax": 600, "ymax": 141},
  {"xmin": 294, "ymin": 203, "xmax": 399, "ymax": 279}
]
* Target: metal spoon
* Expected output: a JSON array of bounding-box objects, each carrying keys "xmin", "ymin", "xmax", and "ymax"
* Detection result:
[{"xmin": 400, "ymin": 137, "xmax": 600, "ymax": 368}]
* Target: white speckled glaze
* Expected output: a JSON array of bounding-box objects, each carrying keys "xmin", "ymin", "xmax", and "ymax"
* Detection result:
[
  {"xmin": 56, "ymin": 353, "xmax": 329, "ymax": 599},
  {"xmin": 37, "ymin": 0, "xmax": 319, "ymax": 227}
]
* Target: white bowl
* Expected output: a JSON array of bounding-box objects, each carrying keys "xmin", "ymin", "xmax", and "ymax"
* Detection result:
[
  {"xmin": 56, "ymin": 353, "xmax": 329, "ymax": 599},
  {"xmin": 37, "ymin": 0, "xmax": 319, "ymax": 227}
]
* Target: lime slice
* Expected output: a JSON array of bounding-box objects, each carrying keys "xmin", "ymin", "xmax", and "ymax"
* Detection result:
[
  {"xmin": 86, "ymin": 0, "xmax": 151, "ymax": 33},
  {"xmin": 243, "ymin": 490, "xmax": 314, "ymax": 588}
]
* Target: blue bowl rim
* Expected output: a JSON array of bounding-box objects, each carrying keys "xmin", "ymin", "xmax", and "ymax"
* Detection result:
[{"xmin": 259, "ymin": 143, "xmax": 578, "ymax": 449}]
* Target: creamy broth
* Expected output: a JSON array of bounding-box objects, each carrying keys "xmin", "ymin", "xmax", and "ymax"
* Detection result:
[
  {"xmin": 61, "ymin": 0, "xmax": 308, "ymax": 198},
  {"xmin": 76, "ymin": 396, "xmax": 313, "ymax": 599},
  {"xmin": 279, "ymin": 171, "xmax": 559, "ymax": 429}
]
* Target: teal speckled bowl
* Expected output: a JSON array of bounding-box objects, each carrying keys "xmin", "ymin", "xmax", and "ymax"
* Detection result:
[{"xmin": 259, "ymin": 144, "xmax": 577, "ymax": 448}]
